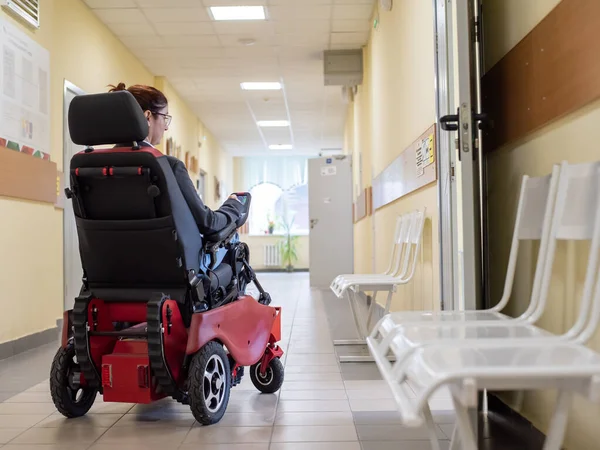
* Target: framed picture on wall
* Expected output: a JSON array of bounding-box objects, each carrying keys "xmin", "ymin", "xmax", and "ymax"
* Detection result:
[
  {"xmin": 166, "ymin": 137, "xmax": 173, "ymax": 156},
  {"xmin": 197, "ymin": 170, "xmax": 206, "ymax": 200},
  {"xmin": 214, "ymin": 176, "xmax": 221, "ymax": 203}
]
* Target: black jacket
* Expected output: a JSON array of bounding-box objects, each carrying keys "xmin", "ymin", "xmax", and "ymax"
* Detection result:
[
  {"xmin": 164, "ymin": 155, "xmax": 244, "ymax": 235},
  {"xmin": 116, "ymin": 142, "xmax": 243, "ymax": 235}
]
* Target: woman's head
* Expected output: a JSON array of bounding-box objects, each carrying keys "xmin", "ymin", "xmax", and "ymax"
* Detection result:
[{"xmin": 108, "ymin": 83, "xmax": 171, "ymax": 146}]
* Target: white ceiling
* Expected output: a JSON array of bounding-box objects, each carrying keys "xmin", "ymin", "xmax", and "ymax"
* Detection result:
[{"xmin": 84, "ymin": 0, "xmax": 374, "ymax": 156}]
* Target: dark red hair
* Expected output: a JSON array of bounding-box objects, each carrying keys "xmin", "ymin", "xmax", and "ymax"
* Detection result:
[{"xmin": 108, "ymin": 82, "xmax": 168, "ymax": 113}]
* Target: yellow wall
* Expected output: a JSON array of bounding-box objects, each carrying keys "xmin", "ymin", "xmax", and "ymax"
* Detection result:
[
  {"xmin": 0, "ymin": 0, "xmax": 230, "ymax": 344},
  {"xmin": 346, "ymin": 0, "xmax": 439, "ymax": 312},
  {"xmin": 484, "ymin": 1, "xmax": 600, "ymax": 448}
]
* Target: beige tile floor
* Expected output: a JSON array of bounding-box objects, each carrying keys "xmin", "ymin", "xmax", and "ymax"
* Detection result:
[{"xmin": 0, "ymin": 273, "xmax": 456, "ymax": 449}]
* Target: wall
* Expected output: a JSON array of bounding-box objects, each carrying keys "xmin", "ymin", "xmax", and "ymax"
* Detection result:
[
  {"xmin": 483, "ymin": 1, "xmax": 600, "ymax": 448},
  {"xmin": 345, "ymin": 0, "xmax": 439, "ymax": 312},
  {"xmin": 0, "ymin": 0, "xmax": 230, "ymax": 344}
]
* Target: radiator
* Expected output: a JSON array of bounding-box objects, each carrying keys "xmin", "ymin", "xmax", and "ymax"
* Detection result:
[{"xmin": 263, "ymin": 243, "xmax": 281, "ymax": 267}]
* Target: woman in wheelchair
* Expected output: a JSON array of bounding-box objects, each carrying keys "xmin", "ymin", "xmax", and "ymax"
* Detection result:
[{"xmin": 109, "ymin": 83, "xmax": 243, "ymax": 270}]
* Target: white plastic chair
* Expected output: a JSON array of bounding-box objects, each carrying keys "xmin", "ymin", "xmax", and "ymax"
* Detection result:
[
  {"xmin": 381, "ymin": 166, "xmax": 560, "ymax": 326},
  {"xmin": 330, "ymin": 214, "xmax": 404, "ymax": 290},
  {"xmin": 331, "ymin": 210, "xmax": 425, "ymax": 362},
  {"xmin": 367, "ymin": 161, "xmax": 600, "ymax": 450}
]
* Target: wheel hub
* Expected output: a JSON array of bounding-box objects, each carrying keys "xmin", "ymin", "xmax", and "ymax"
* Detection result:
[{"xmin": 203, "ymin": 354, "xmax": 226, "ymax": 413}]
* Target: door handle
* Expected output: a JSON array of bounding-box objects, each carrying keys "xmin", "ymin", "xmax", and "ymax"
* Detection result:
[{"xmin": 310, "ymin": 219, "xmax": 318, "ymax": 229}]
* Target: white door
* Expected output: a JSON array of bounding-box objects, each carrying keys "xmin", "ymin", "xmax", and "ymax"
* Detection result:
[
  {"xmin": 435, "ymin": 0, "xmax": 486, "ymax": 312},
  {"xmin": 308, "ymin": 156, "xmax": 354, "ymax": 288},
  {"xmin": 63, "ymin": 81, "xmax": 86, "ymax": 311}
]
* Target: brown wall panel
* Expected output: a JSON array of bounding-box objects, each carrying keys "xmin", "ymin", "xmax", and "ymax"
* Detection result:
[
  {"xmin": 483, "ymin": 0, "xmax": 600, "ymax": 152},
  {"xmin": 0, "ymin": 147, "xmax": 57, "ymax": 204}
]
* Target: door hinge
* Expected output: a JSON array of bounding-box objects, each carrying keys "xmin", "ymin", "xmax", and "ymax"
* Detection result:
[{"xmin": 473, "ymin": 17, "xmax": 480, "ymax": 43}]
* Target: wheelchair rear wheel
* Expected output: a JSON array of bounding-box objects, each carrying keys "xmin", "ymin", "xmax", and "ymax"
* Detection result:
[
  {"xmin": 188, "ymin": 341, "xmax": 232, "ymax": 425},
  {"xmin": 49, "ymin": 342, "xmax": 97, "ymax": 418}
]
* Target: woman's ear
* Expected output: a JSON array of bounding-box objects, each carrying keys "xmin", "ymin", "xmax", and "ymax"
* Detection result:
[{"xmin": 144, "ymin": 110, "xmax": 152, "ymax": 121}]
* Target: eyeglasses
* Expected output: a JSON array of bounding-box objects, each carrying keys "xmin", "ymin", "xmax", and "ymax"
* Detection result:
[{"xmin": 152, "ymin": 111, "xmax": 172, "ymax": 128}]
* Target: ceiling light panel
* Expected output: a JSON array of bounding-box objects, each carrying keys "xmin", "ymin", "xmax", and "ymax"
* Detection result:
[
  {"xmin": 257, "ymin": 120, "xmax": 290, "ymax": 127},
  {"xmin": 209, "ymin": 6, "xmax": 266, "ymax": 21},
  {"xmin": 240, "ymin": 82, "xmax": 282, "ymax": 90},
  {"xmin": 269, "ymin": 144, "xmax": 293, "ymax": 150}
]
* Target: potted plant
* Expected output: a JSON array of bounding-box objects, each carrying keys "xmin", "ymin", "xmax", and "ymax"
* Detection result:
[
  {"xmin": 267, "ymin": 218, "xmax": 275, "ymax": 234},
  {"xmin": 279, "ymin": 218, "xmax": 299, "ymax": 272}
]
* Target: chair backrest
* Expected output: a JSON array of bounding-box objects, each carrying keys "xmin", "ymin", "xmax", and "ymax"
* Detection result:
[
  {"xmin": 390, "ymin": 212, "xmax": 415, "ymax": 279},
  {"xmin": 492, "ymin": 167, "xmax": 560, "ymax": 315},
  {"xmin": 532, "ymin": 161, "xmax": 600, "ymax": 341},
  {"xmin": 67, "ymin": 91, "xmax": 202, "ymax": 303},
  {"xmin": 400, "ymin": 208, "xmax": 426, "ymax": 283},
  {"xmin": 383, "ymin": 216, "xmax": 403, "ymax": 275}
]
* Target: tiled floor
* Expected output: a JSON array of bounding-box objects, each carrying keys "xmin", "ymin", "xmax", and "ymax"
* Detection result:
[{"xmin": 0, "ymin": 273, "xmax": 543, "ymax": 449}]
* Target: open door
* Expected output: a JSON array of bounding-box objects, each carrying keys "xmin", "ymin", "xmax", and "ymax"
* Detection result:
[
  {"xmin": 435, "ymin": 0, "xmax": 487, "ymax": 312},
  {"xmin": 63, "ymin": 80, "xmax": 86, "ymax": 311}
]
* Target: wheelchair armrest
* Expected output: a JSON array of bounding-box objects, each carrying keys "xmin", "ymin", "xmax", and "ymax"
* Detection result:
[{"xmin": 204, "ymin": 221, "xmax": 237, "ymax": 248}]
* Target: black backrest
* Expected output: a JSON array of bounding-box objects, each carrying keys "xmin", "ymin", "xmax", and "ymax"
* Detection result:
[{"xmin": 68, "ymin": 91, "xmax": 202, "ymax": 303}]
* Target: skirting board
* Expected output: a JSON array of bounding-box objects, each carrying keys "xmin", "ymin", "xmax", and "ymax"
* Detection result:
[{"xmin": 0, "ymin": 323, "xmax": 59, "ymax": 361}]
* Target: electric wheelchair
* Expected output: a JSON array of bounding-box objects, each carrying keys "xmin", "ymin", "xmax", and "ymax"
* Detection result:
[{"xmin": 51, "ymin": 90, "xmax": 284, "ymax": 425}]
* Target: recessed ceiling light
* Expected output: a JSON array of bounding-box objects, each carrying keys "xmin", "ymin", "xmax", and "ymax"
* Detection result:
[
  {"xmin": 240, "ymin": 82, "xmax": 282, "ymax": 90},
  {"xmin": 257, "ymin": 120, "xmax": 290, "ymax": 127},
  {"xmin": 209, "ymin": 6, "xmax": 266, "ymax": 21},
  {"xmin": 269, "ymin": 144, "xmax": 293, "ymax": 150}
]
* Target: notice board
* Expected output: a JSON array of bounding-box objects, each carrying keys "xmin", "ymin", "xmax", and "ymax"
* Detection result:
[
  {"xmin": 0, "ymin": 18, "xmax": 51, "ymax": 159},
  {"xmin": 372, "ymin": 125, "xmax": 437, "ymax": 211}
]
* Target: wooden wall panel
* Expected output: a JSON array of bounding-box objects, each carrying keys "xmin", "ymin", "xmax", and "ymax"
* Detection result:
[
  {"xmin": 0, "ymin": 146, "xmax": 57, "ymax": 204},
  {"xmin": 483, "ymin": 0, "xmax": 600, "ymax": 152}
]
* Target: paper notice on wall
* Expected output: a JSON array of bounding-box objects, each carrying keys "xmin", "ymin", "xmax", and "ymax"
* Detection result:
[
  {"xmin": 415, "ymin": 134, "xmax": 434, "ymax": 177},
  {"xmin": 321, "ymin": 166, "xmax": 337, "ymax": 176},
  {"xmin": 0, "ymin": 18, "xmax": 50, "ymax": 160}
]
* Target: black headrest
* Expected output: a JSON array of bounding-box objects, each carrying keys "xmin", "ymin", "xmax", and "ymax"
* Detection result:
[{"xmin": 68, "ymin": 91, "xmax": 149, "ymax": 147}]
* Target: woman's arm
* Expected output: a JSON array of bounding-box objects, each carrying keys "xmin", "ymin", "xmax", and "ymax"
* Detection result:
[{"xmin": 168, "ymin": 156, "xmax": 244, "ymax": 235}]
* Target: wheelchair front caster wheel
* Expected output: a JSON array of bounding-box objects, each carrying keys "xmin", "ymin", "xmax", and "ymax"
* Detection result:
[
  {"xmin": 250, "ymin": 357, "xmax": 284, "ymax": 394},
  {"xmin": 50, "ymin": 342, "xmax": 97, "ymax": 418},
  {"xmin": 189, "ymin": 341, "xmax": 231, "ymax": 425}
]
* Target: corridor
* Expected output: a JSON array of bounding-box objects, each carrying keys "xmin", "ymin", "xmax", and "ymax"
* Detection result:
[{"xmin": 0, "ymin": 274, "xmax": 543, "ymax": 449}]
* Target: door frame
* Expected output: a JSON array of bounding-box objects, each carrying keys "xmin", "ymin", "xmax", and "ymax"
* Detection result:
[
  {"xmin": 62, "ymin": 79, "xmax": 85, "ymax": 311},
  {"xmin": 434, "ymin": 0, "xmax": 485, "ymax": 312}
]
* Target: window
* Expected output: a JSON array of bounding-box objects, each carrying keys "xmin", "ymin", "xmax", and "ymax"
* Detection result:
[
  {"xmin": 248, "ymin": 183, "xmax": 284, "ymax": 235},
  {"xmin": 242, "ymin": 156, "xmax": 310, "ymax": 236},
  {"xmin": 248, "ymin": 182, "xmax": 309, "ymax": 235}
]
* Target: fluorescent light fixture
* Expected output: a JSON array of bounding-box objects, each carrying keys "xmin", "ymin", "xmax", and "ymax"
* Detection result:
[
  {"xmin": 210, "ymin": 6, "xmax": 266, "ymax": 21},
  {"xmin": 257, "ymin": 120, "xmax": 290, "ymax": 127},
  {"xmin": 240, "ymin": 82, "xmax": 281, "ymax": 90},
  {"xmin": 269, "ymin": 144, "xmax": 293, "ymax": 150}
]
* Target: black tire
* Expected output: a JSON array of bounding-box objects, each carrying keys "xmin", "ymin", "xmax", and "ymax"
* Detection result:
[
  {"xmin": 188, "ymin": 341, "xmax": 231, "ymax": 425},
  {"xmin": 250, "ymin": 357, "xmax": 284, "ymax": 394},
  {"xmin": 49, "ymin": 342, "xmax": 97, "ymax": 418}
]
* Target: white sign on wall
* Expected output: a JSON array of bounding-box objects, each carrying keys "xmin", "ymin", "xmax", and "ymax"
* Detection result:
[{"xmin": 0, "ymin": 17, "xmax": 50, "ymax": 159}]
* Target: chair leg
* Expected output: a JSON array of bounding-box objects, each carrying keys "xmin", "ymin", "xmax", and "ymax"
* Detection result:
[
  {"xmin": 542, "ymin": 391, "xmax": 572, "ymax": 450},
  {"xmin": 333, "ymin": 289, "xmax": 367, "ymax": 347},
  {"xmin": 423, "ymin": 403, "xmax": 443, "ymax": 450},
  {"xmin": 449, "ymin": 423, "xmax": 461, "ymax": 450},
  {"xmin": 451, "ymin": 392, "xmax": 478, "ymax": 450},
  {"xmin": 365, "ymin": 291, "xmax": 379, "ymax": 332}
]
